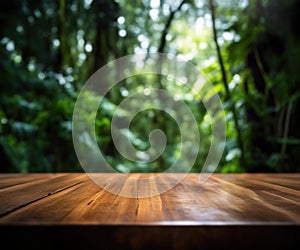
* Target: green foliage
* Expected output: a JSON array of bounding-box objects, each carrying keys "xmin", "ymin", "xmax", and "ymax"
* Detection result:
[{"xmin": 0, "ymin": 0, "xmax": 299, "ymax": 173}]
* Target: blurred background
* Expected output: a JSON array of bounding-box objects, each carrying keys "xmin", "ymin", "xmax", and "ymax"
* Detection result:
[{"xmin": 0, "ymin": 0, "xmax": 300, "ymax": 173}]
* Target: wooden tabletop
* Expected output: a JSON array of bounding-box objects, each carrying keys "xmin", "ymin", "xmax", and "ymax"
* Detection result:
[{"xmin": 0, "ymin": 173, "xmax": 299, "ymax": 249}]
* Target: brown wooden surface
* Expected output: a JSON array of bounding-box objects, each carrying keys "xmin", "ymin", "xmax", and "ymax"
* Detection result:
[{"xmin": 0, "ymin": 173, "xmax": 299, "ymax": 249}]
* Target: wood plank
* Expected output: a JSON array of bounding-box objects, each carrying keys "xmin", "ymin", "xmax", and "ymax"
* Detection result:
[
  {"xmin": 0, "ymin": 173, "xmax": 57, "ymax": 189},
  {"xmin": 0, "ymin": 173, "xmax": 299, "ymax": 225},
  {"xmin": 0, "ymin": 173, "xmax": 299, "ymax": 250},
  {"xmin": 0, "ymin": 173, "xmax": 87, "ymax": 217},
  {"xmin": 247, "ymin": 173, "xmax": 300, "ymax": 190},
  {"xmin": 206, "ymin": 174, "xmax": 300, "ymax": 222}
]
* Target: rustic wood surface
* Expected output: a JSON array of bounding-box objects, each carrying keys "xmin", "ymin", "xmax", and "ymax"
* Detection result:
[{"xmin": 0, "ymin": 173, "xmax": 299, "ymax": 249}]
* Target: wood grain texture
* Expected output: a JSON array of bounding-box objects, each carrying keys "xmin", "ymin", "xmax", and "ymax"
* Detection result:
[
  {"xmin": 0, "ymin": 173, "xmax": 299, "ymax": 225},
  {"xmin": 0, "ymin": 173, "xmax": 299, "ymax": 249}
]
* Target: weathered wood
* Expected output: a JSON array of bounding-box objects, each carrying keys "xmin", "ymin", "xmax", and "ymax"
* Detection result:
[{"xmin": 0, "ymin": 173, "xmax": 299, "ymax": 249}]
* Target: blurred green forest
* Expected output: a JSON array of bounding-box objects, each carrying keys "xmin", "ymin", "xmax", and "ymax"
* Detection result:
[{"xmin": 1, "ymin": 0, "xmax": 300, "ymax": 173}]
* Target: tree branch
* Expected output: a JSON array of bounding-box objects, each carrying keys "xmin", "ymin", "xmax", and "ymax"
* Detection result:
[
  {"xmin": 158, "ymin": 0, "xmax": 186, "ymax": 53},
  {"xmin": 209, "ymin": 0, "xmax": 244, "ymax": 162},
  {"xmin": 280, "ymin": 104, "xmax": 292, "ymax": 170}
]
